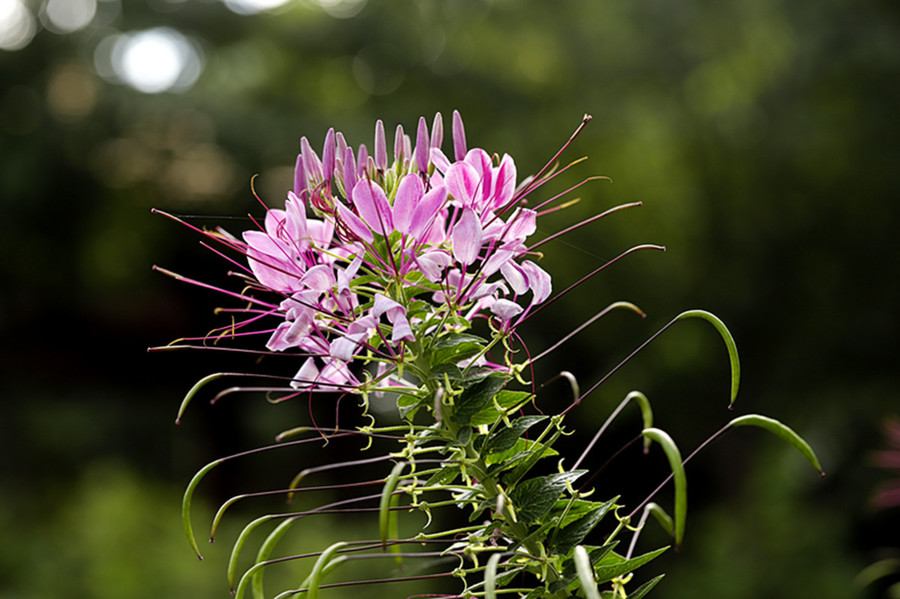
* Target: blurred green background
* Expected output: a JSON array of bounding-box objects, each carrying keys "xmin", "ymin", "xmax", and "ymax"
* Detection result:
[{"xmin": 2, "ymin": 0, "xmax": 898, "ymax": 597}]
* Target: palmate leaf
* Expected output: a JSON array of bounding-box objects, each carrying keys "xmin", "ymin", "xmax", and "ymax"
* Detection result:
[
  {"xmin": 592, "ymin": 546, "xmax": 668, "ymax": 585},
  {"xmin": 484, "ymin": 438, "xmax": 559, "ymax": 473},
  {"xmin": 451, "ymin": 374, "xmax": 507, "ymax": 426},
  {"xmin": 428, "ymin": 332, "xmax": 486, "ymax": 366},
  {"xmin": 548, "ymin": 542, "xmax": 618, "ymax": 594},
  {"xmin": 548, "ymin": 497, "xmax": 618, "ymax": 555},
  {"xmin": 623, "ymin": 574, "xmax": 665, "ymax": 599},
  {"xmin": 470, "ymin": 390, "xmax": 533, "ymax": 426},
  {"xmin": 482, "ymin": 415, "xmax": 548, "ymax": 454},
  {"xmin": 509, "ymin": 471, "xmax": 586, "ymax": 523}
]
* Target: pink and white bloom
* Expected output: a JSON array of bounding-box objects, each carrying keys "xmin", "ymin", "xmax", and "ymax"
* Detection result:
[{"xmin": 228, "ymin": 111, "xmax": 559, "ymax": 393}]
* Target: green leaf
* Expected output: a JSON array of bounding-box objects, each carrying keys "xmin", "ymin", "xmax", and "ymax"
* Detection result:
[
  {"xmin": 430, "ymin": 333, "xmax": 486, "ymax": 366},
  {"xmin": 485, "ymin": 438, "xmax": 558, "ymax": 469},
  {"xmin": 575, "ymin": 545, "xmax": 602, "ymax": 599},
  {"xmin": 424, "ymin": 464, "xmax": 460, "ymax": 486},
  {"xmin": 550, "ymin": 542, "xmax": 619, "ymax": 594},
  {"xmin": 457, "ymin": 425, "xmax": 473, "ymax": 446},
  {"xmin": 485, "ymin": 416, "xmax": 548, "ymax": 454},
  {"xmin": 641, "ymin": 428, "xmax": 686, "ymax": 548},
  {"xmin": 593, "ymin": 547, "xmax": 668, "ymax": 584},
  {"xmin": 552, "ymin": 498, "xmax": 607, "ymax": 529},
  {"xmin": 624, "ymin": 574, "xmax": 665, "ymax": 599},
  {"xmin": 549, "ymin": 497, "xmax": 618, "ymax": 555},
  {"xmin": 504, "ymin": 424, "xmax": 563, "ymax": 486},
  {"xmin": 470, "ymin": 390, "xmax": 533, "ymax": 426},
  {"xmin": 451, "ymin": 374, "xmax": 506, "ymax": 426},
  {"xmin": 675, "ymin": 310, "xmax": 741, "ymax": 407},
  {"xmin": 728, "ymin": 414, "xmax": 825, "ymax": 476},
  {"xmin": 510, "ymin": 471, "xmax": 585, "ymax": 523}
]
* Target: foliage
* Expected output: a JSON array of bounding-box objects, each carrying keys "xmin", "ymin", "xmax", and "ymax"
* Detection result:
[{"xmin": 159, "ymin": 112, "xmax": 822, "ymax": 598}]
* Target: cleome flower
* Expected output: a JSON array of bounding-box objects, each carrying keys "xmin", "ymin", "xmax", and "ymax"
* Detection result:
[{"xmin": 226, "ymin": 111, "xmax": 561, "ymax": 392}]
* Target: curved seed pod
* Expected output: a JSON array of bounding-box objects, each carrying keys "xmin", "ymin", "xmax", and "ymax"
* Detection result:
[
  {"xmin": 175, "ymin": 372, "xmax": 225, "ymax": 424},
  {"xmin": 181, "ymin": 458, "xmax": 224, "ymax": 560},
  {"xmin": 379, "ymin": 462, "xmax": 407, "ymax": 550},
  {"xmin": 574, "ymin": 545, "xmax": 601, "ymax": 599},
  {"xmin": 302, "ymin": 542, "xmax": 348, "ymax": 599},
  {"xmin": 641, "ymin": 428, "xmax": 687, "ymax": 548},
  {"xmin": 728, "ymin": 414, "xmax": 825, "ymax": 476},
  {"xmin": 675, "ymin": 310, "xmax": 740, "ymax": 407},
  {"xmin": 252, "ymin": 517, "xmax": 300, "ymax": 598},
  {"xmin": 484, "ymin": 552, "xmax": 502, "ymax": 599}
]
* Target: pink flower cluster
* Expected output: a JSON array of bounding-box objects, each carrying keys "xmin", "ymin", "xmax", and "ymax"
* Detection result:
[{"xmin": 240, "ymin": 111, "xmax": 551, "ymax": 391}]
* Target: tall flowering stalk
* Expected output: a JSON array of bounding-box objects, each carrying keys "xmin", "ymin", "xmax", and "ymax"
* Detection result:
[{"xmin": 154, "ymin": 112, "xmax": 823, "ymax": 598}]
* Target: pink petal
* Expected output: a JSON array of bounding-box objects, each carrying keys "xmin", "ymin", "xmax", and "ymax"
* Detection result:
[
  {"xmin": 320, "ymin": 359, "xmax": 355, "ymax": 387},
  {"xmin": 373, "ymin": 293, "xmax": 404, "ymax": 320},
  {"xmin": 430, "ymin": 112, "xmax": 444, "ymax": 150},
  {"xmin": 343, "ymin": 146, "xmax": 357, "ymax": 193},
  {"xmin": 352, "ymin": 179, "xmax": 394, "ymax": 235},
  {"xmin": 322, "ymin": 128, "xmax": 335, "ymax": 183},
  {"xmin": 445, "ymin": 162, "xmax": 480, "ymax": 207},
  {"xmin": 264, "ymin": 209, "xmax": 288, "ymax": 240},
  {"xmin": 285, "ymin": 192, "xmax": 310, "ymax": 246},
  {"xmin": 492, "ymin": 154, "xmax": 517, "ymax": 209},
  {"xmin": 452, "ymin": 109, "xmax": 467, "ymax": 161},
  {"xmin": 293, "ymin": 153, "xmax": 306, "ymax": 199},
  {"xmin": 503, "ymin": 208, "xmax": 537, "ymax": 242},
  {"xmin": 393, "ymin": 173, "xmax": 424, "ymax": 235},
  {"xmin": 300, "ymin": 136, "xmax": 323, "ymax": 181},
  {"xmin": 500, "ymin": 260, "xmax": 529, "ymax": 294},
  {"xmin": 243, "ymin": 231, "xmax": 296, "ymax": 292},
  {"xmin": 522, "ymin": 260, "xmax": 552, "ymax": 304},
  {"xmin": 415, "ymin": 116, "xmax": 430, "ymax": 173},
  {"xmin": 430, "ymin": 147, "xmax": 451, "ymax": 174},
  {"xmin": 374, "ymin": 119, "xmax": 387, "ymax": 170},
  {"xmin": 337, "ymin": 204, "xmax": 374, "ymax": 243},
  {"xmin": 300, "ymin": 264, "xmax": 335, "ymax": 292},
  {"xmin": 307, "ymin": 217, "xmax": 334, "ymax": 248},
  {"xmin": 466, "ymin": 148, "xmax": 493, "ymax": 205},
  {"xmin": 289, "ymin": 357, "xmax": 320, "ymax": 389},
  {"xmin": 416, "ymin": 250, "xmax": 451, "ymax": 281},
  {"xmin": 409, "ymin": 185, "xmax": 447, "ymax": 239},
  {"xmin": 483, "ymin": 247, "xmax": 515, "ymax": 276},
  {"xmin": 391, "ymin": 313, "xmax": 414, "ymax": 342},
  {"xmin": 490, "ymin": 298, "xmax": 524, "ymax": 321},
  {"xmin": 452, "ymin": 207, "xmax": 483, "ymax": 266},
  {"xmin": 394, "ymin": 124, "xmax": 406, "ymax": 163},
  {"xmin": 422, "ymin": 210, "xmax": 448, "ymax": 245}
]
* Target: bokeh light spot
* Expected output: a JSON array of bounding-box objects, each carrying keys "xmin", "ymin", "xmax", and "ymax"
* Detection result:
[
  {"xmin": 104, "ymin": 28, "xmax": 202, "ymax": 94},
  {"xmin": 47, "ymin": 63, "xmax": 99, "ymax": 122},
  {"xmin": 0, "ymin": 0, "xmax": 37, "ymax": 51},
  {"xmin": 41, "ymin": 0, "xmax": 97, "ymax": 34},
  {"xmin": 220, "ymin": 0, "xmax": 290, "ymax": 16},
  {"xmin": 313, "ymin": 0, "xmax": 366, "ymax": 19}
]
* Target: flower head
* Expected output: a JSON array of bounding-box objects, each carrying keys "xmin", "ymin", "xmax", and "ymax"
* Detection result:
[{"xmin": 222, "ymin": 111, "xmax": 561, "ymax": 391}]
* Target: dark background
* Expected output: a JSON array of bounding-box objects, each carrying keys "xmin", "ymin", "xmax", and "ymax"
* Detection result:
[{"xmin": 1, "ymin": 0, "xmax": 898, "ymax": 597}]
